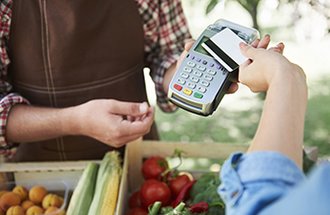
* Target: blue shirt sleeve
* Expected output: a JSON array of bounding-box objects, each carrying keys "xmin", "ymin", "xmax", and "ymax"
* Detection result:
[
  {"xmin": 219, "ymin": 151, "xmax": 330, "ymax": 215},
  {"xmin": 259, "ymin": 162, "xmax": 330, "ymax": 215},
  {"xmin": 218, "ymin": 151, "xmax": 305, "ymax": 215}
]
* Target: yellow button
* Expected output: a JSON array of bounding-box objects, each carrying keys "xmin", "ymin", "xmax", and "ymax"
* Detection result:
[{"xmin": 183, "ymin": 88, "xmax": 192, "ymax": 96}]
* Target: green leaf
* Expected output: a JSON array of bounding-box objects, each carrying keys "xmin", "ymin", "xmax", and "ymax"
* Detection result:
[
  {"xmin": 190, "ymin": 172, "xmax": 225, "ymax": 214},
  {"xmin": 303, "ymin": 150, "xmax": 316, "ymax": 174},
  {"xmin": 206, "ymin": 0, "xmax": 220, "ymax": 14}
]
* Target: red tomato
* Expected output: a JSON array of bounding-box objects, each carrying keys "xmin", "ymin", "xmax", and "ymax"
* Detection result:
[
  {"xmin": 126, "ymin": 207, "xmax": 148, "ymax": 215},
  {"xmin": 129, "ymin": 191, "xmax": 141, "ymax": 208},
  {"xmin": 142, "ymin": 156, "xmax": 168, "ymax": 180},
  {"xmin": 140, "ymin": 179, "xmax": 171, "ymax": 208},
  {"xmin": 169, "ymin": 174, "xmax": 192, "ymax": 197}
]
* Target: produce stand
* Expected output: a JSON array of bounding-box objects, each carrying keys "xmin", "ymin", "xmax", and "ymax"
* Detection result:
[
  {"xmin": 0, "ymin": 139, "xmax": 318, "ymax": 214},
  {"xmin": 0, "ymin": 160, "xmax": 90, "ymax": 213},
  {"xmin": 120, "ymin": 139, "xmax": 249, "ymax": 214}
]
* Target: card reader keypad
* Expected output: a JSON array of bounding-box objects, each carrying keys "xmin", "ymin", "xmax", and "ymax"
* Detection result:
[{"xmin": 173, "ymin": 54, "xmax": 221, "ymax": 99}]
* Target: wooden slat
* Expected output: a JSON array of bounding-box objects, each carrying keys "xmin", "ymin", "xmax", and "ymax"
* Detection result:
[
  {"xmin": 126, "ymin": 138, "xmax": 144, "ymax": 192},
  {"xmin": 0, "ymin": 160, "xmax": 96, "ymax": 173},
  {"xmin": 140, "ymin": 140, "xmax": 249, "ymax": 159}
]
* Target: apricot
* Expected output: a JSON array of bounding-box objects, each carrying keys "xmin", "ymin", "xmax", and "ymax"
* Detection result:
[
  {"xmin": 0, "ymin": 192, "xmax": 21, "ymax": 211},
  {"xmin": 29, "ymin": 186, "xmax": 47, "ymax": 204},
  {"xmin": 12, "ymin": 186, "xmax": 28, "ymax": 201},
  {"xmin": 6, "ymin": 205, "xmax": 24, "ymax": 215},
  {"xmin": 0, "ymin": 191, "xmax": 8, "ymax": 199},
  {"xmin": 42, "ymin": 194, "xmax": 63, "ymax": 209},
  {"xmin": 44, "ymin": 206, "xmax": 65, "ymax": 215},
  {"xmin": 25, "ymin": 206, "xmax": 44, "ymax": 215},
  {"xmin": 21, "ymin": 200, "xmax": 34, "ymax": 211}
]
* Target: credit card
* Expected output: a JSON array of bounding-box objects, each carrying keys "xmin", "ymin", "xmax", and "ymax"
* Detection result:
[{"xmin": 202, "ymin": 27, "xmax": 248, "ymax": 72}]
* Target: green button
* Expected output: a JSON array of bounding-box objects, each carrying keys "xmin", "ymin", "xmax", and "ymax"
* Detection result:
[{"xmin": 194, "ymin": 92, "xmax": 203, "ymax": 99}]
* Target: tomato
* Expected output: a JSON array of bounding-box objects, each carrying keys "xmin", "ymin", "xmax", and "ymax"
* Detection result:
[
  {"xmin": 140, "ymin": 179, "xmax": 171, "ymax": 208},
  {"xmin": 169, "ymin": 174, "xmax": 192, "ymax": 197},
  {"xmin": 129, "ymin": 191, "xmax": 141, "ymax": 208},
  {"xmin": 126, "ymin": 207, "xmax": 148, "ymax": 215},
  {"xmin": 142, "ymin": 156, "xmax": 168, "ymax": 180}
]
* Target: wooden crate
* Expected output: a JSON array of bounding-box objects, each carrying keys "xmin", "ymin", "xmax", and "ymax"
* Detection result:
[
  {"xmin": 117, "ymin": 139, "xmax": 249, "ymax": 214},
  {"xmin": 0, "ymin": 160, "xmax": 91, "ymax": 214},
  {"xmin": 0, "ymin": 140, "xmax": 318, "ymax": 215}
]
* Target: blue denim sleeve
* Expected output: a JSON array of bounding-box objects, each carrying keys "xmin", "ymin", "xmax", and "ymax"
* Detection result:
[
  {"xmin": 218, "ymin": 151, "xmax": 305, "ymax": 215},
  {"xmin": 259, "ymin": 162, "xmax": 330, "ymax": 215}
]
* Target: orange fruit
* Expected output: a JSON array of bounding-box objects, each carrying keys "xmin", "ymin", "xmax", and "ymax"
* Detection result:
[
  {"xmin": 25, "ymin": 206, "xmax": 44, "ymax": 215},
  {"xmin": 28, "ymin": 186, "xmax": 47, "ymax": 204},
  {"xmin": 42, "ymin": 194, "xmax": 63, "ymax": 209},
  {"xmin": 0, "ymin": 191, "xmax": 8, "ymax": 199},
  {"xmin": 44, "ymin": 206, "xmax": 65, "ymax": 215},
  {"xmin": 0, "ymin": 192, "xmax": 21, "ymax": 211},
  {"xmin": 21, "ymin": 200, "xmax": 34, "ymax": 211},
  {"xmin": 12, "ymin": 186, "xmax": 28, "ymax": 201},
  {"xmin": 6, "ymin": 205, "xmax": 24, "ymax": 215}
]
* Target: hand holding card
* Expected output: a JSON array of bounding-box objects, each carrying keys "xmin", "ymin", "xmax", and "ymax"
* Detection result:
[{"xmin": 202, "ymin": 28, "xmax": 248, "ymax": 72}]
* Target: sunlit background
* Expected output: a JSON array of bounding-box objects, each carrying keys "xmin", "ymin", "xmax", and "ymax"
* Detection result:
[{"xmin": 144, "ymin": 0, "xmax": 330, "ymax": 159}]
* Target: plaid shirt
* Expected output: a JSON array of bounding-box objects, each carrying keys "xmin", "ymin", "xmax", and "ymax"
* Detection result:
[{"xmin": 0, "ymin": 0, "xmax": 191, "ymax": 156}]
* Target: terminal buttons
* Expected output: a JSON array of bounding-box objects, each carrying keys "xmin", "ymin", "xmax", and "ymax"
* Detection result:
[
  {"xmin": 183, "ymin": 88, "xmax": 192, "ymax": 96},
  {"xmin": 174, "ymin": 84, "xmax": 182, "ymax": 91}
]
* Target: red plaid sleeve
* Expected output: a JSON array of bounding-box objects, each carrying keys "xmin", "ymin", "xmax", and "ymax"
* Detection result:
[
  {"xmin": 136, "ymin": 0, "xmax": 192, "ymax": 112},
  {"xmin": 1, "ymin": 0, "xmax": 29, "ymax": 157},
  {"xmin": 0, "ymin": 94, "xmax": 29, "ymax": 157}
]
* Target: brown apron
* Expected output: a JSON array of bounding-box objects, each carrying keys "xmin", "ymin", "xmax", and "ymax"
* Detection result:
[{"xmin": 8, "ymin": 0, "xmax": 158, "ymax": 161}]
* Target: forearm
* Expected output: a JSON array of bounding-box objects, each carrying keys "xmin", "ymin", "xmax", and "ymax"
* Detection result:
[
  {"xmin": 248, "ymin": 68, "xmax": 308, "ymax": 168},
  {"xmin": 6, "ymin": 104, "xmax": 78, "ymax": 143}
]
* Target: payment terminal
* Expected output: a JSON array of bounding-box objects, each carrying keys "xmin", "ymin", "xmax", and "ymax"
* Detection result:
[{"xmin": 167, "ymin": 19, "xmax": 259, "ymax": 116}]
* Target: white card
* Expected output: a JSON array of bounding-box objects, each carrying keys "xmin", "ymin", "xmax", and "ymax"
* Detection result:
[{"xmin": 202, "ymin": 28, "xmax": 248, "ymax": 72}]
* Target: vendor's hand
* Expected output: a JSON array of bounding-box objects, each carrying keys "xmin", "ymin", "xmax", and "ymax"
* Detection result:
[
  {"xmin": 73, "ymin": 99, "xmax": 154, "ymax": 148},
  {"xmin": 238, "ymin": 42, "xmax": 306, "ymax": 92},
  {"xmin": 163, "ymin": 39, "xmax": 195, "ymax": 93},
  {"xmin": 175, "ymin": 39, "xmax": 241, "ymax": 94}
]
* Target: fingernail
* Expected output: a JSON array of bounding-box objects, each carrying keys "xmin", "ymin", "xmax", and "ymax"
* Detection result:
[
  {"xmin": 239, "ymin": 42, "xmax": 247, "ymax": 48},
  {"xmin": 139, "ymin": 102, "xmax": 148, "ymax": 113}
]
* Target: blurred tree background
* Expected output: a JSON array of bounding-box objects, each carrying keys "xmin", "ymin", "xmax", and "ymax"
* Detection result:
[
  {"xmin": 206, "ymin": 0, "xmax": 330, "ymax": 32},
  {"xmin": 152, "ymin": 0, "xmax": 330, "ymax": 159}
]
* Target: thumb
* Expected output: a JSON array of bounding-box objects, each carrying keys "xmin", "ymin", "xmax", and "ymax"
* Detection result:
[
  {"xmin": 184, "ymin": 39, "xmax": 195, "ymax": 52},
  {"xmin": 109, "ymin": 100, "xmax": 149, "ymax": 116}
]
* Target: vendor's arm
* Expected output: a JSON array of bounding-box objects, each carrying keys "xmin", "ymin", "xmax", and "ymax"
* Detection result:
[
  {"xmin": 1, "ymin": 1, "xmax": 153, "ymax": 151},
  {"xmin": 0, "ymin": 1, "xmax": 29, "ymax": 156},
  {"xmin": 142, "ymin": 0, "xmax": 191, "ymax": 112},
  {"xmin": 6, "ymin": 100, "xmax": 154, "ymax": 148}
]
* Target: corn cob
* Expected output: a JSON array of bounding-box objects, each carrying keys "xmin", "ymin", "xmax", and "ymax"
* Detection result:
[
  {"xmin": 66, "ymin": 162, "xmax": 99, "ymax": 215},
  {"xmin": 100, "ymin": 152, "xmax": 122, "ymax": 215},
  {"xmin": 88, "ymin": 151, "xmax": 122, "ymax": 215}
]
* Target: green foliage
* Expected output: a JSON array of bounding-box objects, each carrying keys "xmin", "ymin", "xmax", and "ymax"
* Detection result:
[
  {"xmin": 156, "ymin": 99, "xmax": 261, "ymax": 144},
  {"xmin": 156, "ymin": 76, "xmax": 330, "ymax": 158},
  {"xmin": 205, "ymin": 0, "xmax": 330, "ymax": 32},
  {"xmin": 303, "ymin": 150, "xmax": 316, "ymax": 174},
  {"xmin": 206, "ymin": 0, "xmax": 262, "ymax": 29},
  {"xmin": 190, "ymin": 172, "xmax": 225, "ymax": 215},
  {"xmin": 206, "ymin": 0, "xmax": 220, "ymax": 15},
  {"xmin": 304, "ymin": 75, "xmax": 330, "ymax": 157}
]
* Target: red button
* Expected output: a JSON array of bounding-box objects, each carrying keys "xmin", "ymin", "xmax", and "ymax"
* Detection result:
[{"xmin": 174, "ymin": 84, "xmax": 182, "ymax": 91}]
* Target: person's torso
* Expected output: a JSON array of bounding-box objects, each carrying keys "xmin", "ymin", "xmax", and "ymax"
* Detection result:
[{"xmin": 8, "ymin": 0, "xmax": 157, "ymax": 161}]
